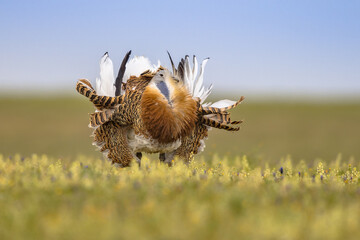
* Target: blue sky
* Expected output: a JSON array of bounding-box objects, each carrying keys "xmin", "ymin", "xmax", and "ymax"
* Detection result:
[{"xmin": 0, "ymin": 0, "xmax": 359, "ymax": 96}]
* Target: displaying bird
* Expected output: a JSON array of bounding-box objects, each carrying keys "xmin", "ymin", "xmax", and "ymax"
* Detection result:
[{"xmin": 76, "ymin": 51, "xmax": 244, "ymax": 167}]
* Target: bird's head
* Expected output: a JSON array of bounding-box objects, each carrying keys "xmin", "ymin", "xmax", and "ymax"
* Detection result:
[
  {"xmin": 141, "ymin": 68, "xmax": 198, "ymax": 143},
  {"xmin": 145, "ymin": 69, "xmax": 181, "ymax": 106}
]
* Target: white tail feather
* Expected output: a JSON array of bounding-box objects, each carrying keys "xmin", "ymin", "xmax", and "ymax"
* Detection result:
[
  {"xmin": 96, "ymin": 53, "xmax": 115, "ymax": 96},
  {"xmin": 94, "ymin": 52, "xmax": 215, "ymax": 103},
  {"xmin": 181, "ymin": 56, "xmax": 212, "ymax": 103},
  {"xmin": 123, "ymin": 56, "xmax": 160, "ymax": 83},
  {"xmin": 193, "ymin": 58, "xmax": 209, "ymax": 99},
  {"xmin": 192, "ymin": 55, "xmax": 198, "ymax": 88},
  {"xmin": 209, "ymin": 99, "xmax": 237, "ymax": 108}
]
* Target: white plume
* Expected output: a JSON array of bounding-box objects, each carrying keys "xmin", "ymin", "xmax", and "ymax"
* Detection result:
[
  {"xmin": 123, "ymin": 56, "xmax": 160, "ymax": 83},
  {"xmin": 209, "ymin": 99, "xmax": 237, "ymax": 108},
  {"xmin": 94, "ymin": 52, "xmax": 236, "ymax": 109},
  {"xmin": 95, "ymin": 53, "xmax": 160, "ymax": 96},
  {"xmin": 181, "ymin": 56, "xmax": 213, "ymax": 103},
  {"xmin": 96, "ymin": 53, "xmax": 115, "ymax": 96}
]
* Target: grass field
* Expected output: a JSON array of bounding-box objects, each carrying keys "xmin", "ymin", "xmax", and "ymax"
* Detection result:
[
  {"xmin": 0, "ymin": 96, "xmax": 360, "ymax": 239},
  {"xmin": 0, "ymin": 154, "xmax": 359, "ymax": 240}
]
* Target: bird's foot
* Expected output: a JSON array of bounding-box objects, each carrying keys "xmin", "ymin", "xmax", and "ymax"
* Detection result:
[
  {"xmin": 135, "ymin": 152, "xmax": 142, "ymax": 167},
  {"xmin": 159, "ymin": 152, "xmax": 175, "ymax": 167}
]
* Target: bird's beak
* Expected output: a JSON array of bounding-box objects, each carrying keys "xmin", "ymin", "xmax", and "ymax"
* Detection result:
[{"xmin": 156, "ymin": 81, "xmax": 171, "ymax": 104}]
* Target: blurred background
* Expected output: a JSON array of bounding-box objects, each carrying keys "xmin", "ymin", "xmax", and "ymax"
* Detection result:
[{"xmin": 0, "ymin": 0, "xmax": 359, "ymax": 164}]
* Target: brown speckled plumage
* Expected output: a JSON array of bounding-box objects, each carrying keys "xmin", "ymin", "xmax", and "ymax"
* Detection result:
[{"xmin": 76, "ymin": 53, "xmax": 244, "ymax": 167}]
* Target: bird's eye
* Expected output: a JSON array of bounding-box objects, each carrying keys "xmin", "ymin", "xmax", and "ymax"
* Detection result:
[{"xmin": 160, "ymin": 74, "xmax": 164, "ymax": 77}]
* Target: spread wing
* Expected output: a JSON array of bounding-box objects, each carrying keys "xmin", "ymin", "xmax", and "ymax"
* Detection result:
[
  {"xmin": 76, "ymin": 52, "xmax": 157, "ymax": 167},
  {"xmin": 76, "ymin": 51, "xmax": 156, "ymax": 127}
]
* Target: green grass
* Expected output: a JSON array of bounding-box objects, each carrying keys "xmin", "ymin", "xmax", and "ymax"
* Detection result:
[
  {"xmin": 0, "ymin": 154, "xmax": 359, "ymax": 240},
  {"xmin": 1, "ymin": 96, "xmax": 360, "ymax": 239}
]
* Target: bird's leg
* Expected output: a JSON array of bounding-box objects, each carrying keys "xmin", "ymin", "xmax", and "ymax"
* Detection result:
[
  {"xmin": 159, "ymin": 153, "xmax": 166, "ymax": 162},
  {"xmin": 159, "ymin": 151, "xmax": 175, "ymax": 166},
  {"xmin": 135, "ymin": 152, "xmax": 142, "ymax": 167},
  {"xmin": 164, "ymin": 151, "xmax": 176, "ymax": 166}
]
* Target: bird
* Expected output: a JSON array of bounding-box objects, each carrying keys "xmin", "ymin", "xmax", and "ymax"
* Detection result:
[{"xmin": 76, "ymin": 51, "xmax": 245, "ymax": 167}]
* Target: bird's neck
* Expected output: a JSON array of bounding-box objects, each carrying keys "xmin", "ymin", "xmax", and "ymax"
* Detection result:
[{"xmin": 141, "ymin": 87, "xmax": 198, "ymax": 143}]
